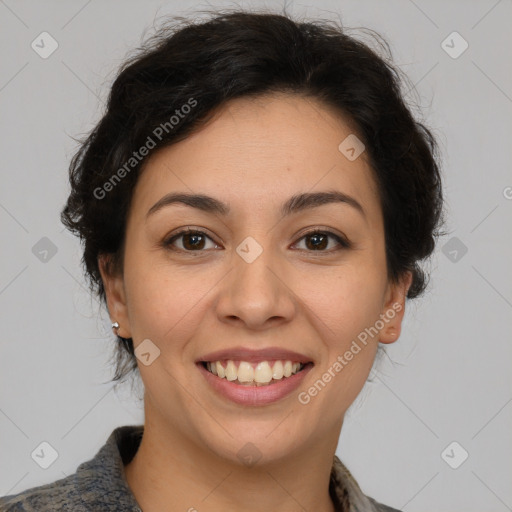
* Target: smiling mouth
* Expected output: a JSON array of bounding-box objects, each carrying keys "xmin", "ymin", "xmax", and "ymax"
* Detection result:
[{"xmin": 200, "ymin": 360, "xmax": 313, "ymax": 387}]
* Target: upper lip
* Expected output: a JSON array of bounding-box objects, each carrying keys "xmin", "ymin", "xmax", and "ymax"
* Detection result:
[{"xmin": 196, "ymin": 346, "xmax": 313, "ymax": 364}]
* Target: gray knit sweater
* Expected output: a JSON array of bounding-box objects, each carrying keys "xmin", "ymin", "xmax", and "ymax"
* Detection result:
[{"xmin": 0, "ymin": 425, "xmax": 401, "ymax": 511}]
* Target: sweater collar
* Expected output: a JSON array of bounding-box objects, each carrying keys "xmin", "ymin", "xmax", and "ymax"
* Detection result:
[{"xmin": 75, "ymin": 425, "xmax": 381, "ymax": 512}]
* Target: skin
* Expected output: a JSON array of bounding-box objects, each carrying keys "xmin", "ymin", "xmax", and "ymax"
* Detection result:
[{"xmin": 98, "ymin": 92, "xmax": 412, "ymax": 512}]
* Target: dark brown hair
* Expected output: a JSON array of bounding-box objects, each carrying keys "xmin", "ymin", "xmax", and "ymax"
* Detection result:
[{"xmin": 61, "ymin": 8, "xmax": 445, "ymax": 382}]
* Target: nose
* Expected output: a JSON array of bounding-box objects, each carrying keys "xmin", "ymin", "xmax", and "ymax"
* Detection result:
[{"xmin": 215, "ymin": 243, "xmax": 296, "ymax": 330}]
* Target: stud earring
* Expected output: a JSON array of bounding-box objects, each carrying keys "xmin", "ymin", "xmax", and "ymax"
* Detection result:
[{"xmin": 111, "ymin": 321, "xmax": 120, "ymax": 335}]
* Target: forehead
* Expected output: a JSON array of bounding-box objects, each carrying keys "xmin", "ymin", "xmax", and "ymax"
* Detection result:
[{"xmin": 130, "ymin": 93, "xmax": 380, "ymax": 222}]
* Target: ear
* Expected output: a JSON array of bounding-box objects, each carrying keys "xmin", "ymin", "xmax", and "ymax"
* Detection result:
[
  {"xmin": 378, "ymin": 271, "xmax": 413, "ymax": 344},
  {"xmin": 98, "ymin": 254, "xmax": 132, "ymax": 339}
]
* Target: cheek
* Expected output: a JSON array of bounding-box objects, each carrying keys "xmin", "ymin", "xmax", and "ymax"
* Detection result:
[
  {"xmin": 298, "ymin": 265, "xmax": 386, "ymax": 342},
  {"xmin": 123, "ymin": 254, "xmax": 214, "ymax": 346},
  {"xmin": 301, "ymin": 271, "xmax": 382, "ymax": 408}
]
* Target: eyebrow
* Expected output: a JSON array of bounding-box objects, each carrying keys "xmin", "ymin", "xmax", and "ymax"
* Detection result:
[{"xmin": 146, "ymin": 189, "xmax": 366, "ymax": 221}]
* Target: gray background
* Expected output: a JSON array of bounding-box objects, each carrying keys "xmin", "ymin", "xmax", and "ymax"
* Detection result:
[{"xmin": 1, "ymin": 1, "xmax": 511, "ymax": 510}]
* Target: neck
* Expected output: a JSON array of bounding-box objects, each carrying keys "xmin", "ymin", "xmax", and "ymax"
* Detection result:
[{"xmin": 124, "ymin": 407, "xmax": 340, "ymax": 512}]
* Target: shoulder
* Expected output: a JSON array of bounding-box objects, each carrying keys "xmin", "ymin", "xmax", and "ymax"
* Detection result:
[
  {"xmin": 0, "ymin": 425, "xmax": 144, "ymax": 512},
  {"xmin": 0, "ymin": 473, "xmax": 83, "ymax": 512},
  {"xmin": 330, "ymin": 455, "xmax": 403, "ymax": 512},
  {"xmin": 366, "ymin": 496, "xmax": 403, "ymax": 512}
]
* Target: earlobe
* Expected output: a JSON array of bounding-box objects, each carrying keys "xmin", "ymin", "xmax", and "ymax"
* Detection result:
[
  {"xmin": 378, "ymin": 271, "xmax": 413, "ymax": 344},
  {"xmin": 98, "ymin": 254, "xmax": 131, "ymax": 338}
]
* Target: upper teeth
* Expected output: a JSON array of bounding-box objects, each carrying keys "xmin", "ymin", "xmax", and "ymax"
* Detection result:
[{"xmin": 205, "ymin": 360, "xmax": 304, "ymax": 384}]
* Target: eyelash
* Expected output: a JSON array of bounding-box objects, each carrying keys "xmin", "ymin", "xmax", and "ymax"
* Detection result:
[{"xmin": 162, "ymin": 227, "xmax": 352, "ymax": 254}]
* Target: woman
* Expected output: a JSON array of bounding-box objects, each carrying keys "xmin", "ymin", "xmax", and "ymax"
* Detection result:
[{"xmin": 0, "ymin": 8, "xmax": 444, "ymax": 512}]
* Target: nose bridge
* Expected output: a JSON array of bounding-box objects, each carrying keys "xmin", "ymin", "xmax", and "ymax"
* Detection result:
[
  {"xmin": 234, "ymin": 234, "xmax": 281, "ymax": 299},
  {"xmin": 217, "ymin": 234, "xmax": 295, "ymax": 327},
  {"xmin": 235, "ymin": 236, "xmax": 277, "ymax": 289}
]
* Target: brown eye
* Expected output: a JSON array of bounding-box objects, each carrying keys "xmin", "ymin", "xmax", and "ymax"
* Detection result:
[
  {"xmin": 164, "ymin": 229, "xmax": 218, "ymax": 252},
  {"xmin": 181, "ymin": 232, "xmax": 206, "ymax": 250},
  {"xmin": 163, "ymin": 227, "xmax": 351, "ymax": 254},
  {"xmin": 305, "ymin": 232, "xmax": 329, "ymax": 250},
  {"xmin": 294, "ymin": 230, "xmax": 351, "ymax": 252}
]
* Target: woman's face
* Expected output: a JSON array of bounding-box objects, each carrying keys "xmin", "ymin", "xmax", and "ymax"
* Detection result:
[{"xmin": 100, "ymin": 92, "xmax": 411, "ymax": 464}]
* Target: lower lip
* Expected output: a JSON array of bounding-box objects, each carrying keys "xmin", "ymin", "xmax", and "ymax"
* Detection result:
[{"xmin": 196, "ymin": 362, "xmax": 314, "ymax": 406}]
